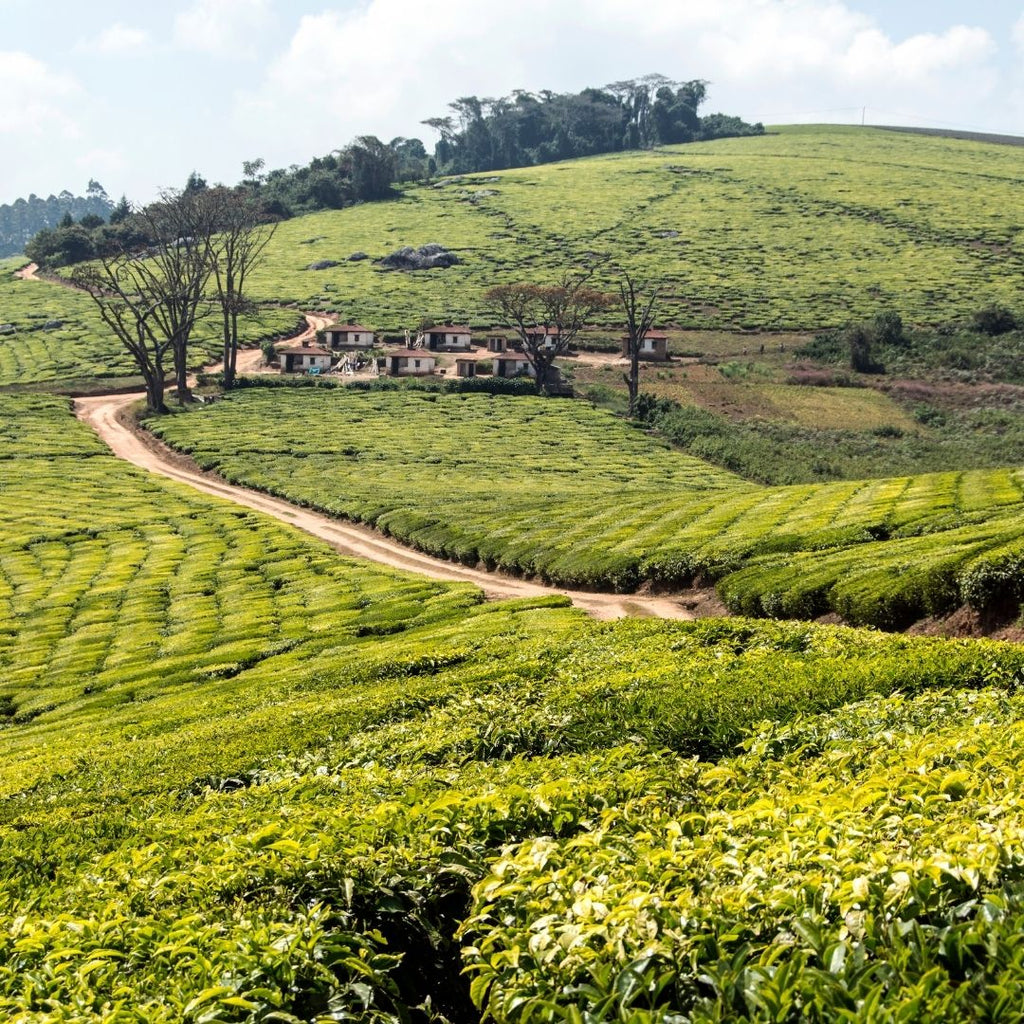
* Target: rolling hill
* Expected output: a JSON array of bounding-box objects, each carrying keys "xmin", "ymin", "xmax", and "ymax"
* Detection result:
[
  {"xmin": 4, "ymin": 124, "xmax": 1024, "ymax": 1022},
  {"xmin": 245, "ymin": 125, "xmax": 1023, "ymax": 331}
]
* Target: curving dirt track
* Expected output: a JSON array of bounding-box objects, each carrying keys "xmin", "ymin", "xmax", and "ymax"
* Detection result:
[{"xmin": 74, "ymin": 336, "xmax": 696, "ymax": 622}]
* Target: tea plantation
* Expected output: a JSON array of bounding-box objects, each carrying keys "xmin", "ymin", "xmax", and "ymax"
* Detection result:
[
  {"xmin": 149, "ymin": 387, "xmax": 1024, "ymax": 629},
  {"xmin": 245, "ymin": 125, "xmax": 1023, "ymax": 330},
  {"xmin": 7, "ymin": 394, "xmax": 1024, "ymax": 1021},
  {"xmin": 0, "ymin": 258, "xmax": 302, "ymax": 388}
]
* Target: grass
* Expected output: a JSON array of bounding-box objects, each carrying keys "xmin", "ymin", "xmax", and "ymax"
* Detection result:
[
  {"xmin": 244, "ymin": 125, "xmax": 1023, "ymax": 331},
  {"xmin": 6, "ymin": 394, "xmax": 1024, "ymax": 1021},
  {"xmin": 0, "ymin": 260, "xmax": 303, "ymax": 387},
  {"xmin": 149, "ymin": 387, "xmax": 1024, "ymax": 628}
]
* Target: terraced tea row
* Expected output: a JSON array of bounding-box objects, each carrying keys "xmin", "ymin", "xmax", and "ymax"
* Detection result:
[
  {"xmin": 6, "ymin": 392, "xmax": 1024, "ymax": 1020},
  {"xmin": 246, "ymin": 125, "xmax": 1023, "ymax": 330},
  {"xmin": 0, "ymin": 259, "xmax": 302, "ymax": 387},
  {"xmin": 467, "ymin": 685, "xmax": 1024, "ymax": 1023},
  {"xmin": 0, "ymin": 394, "xmax": 482, "ymax": 754},
  {"xmin": 149, "ymin": 387, "xmax": 1024, "ymax": 627}
]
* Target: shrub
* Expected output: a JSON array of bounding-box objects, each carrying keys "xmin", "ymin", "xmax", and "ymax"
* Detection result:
[
  {"xmin": 872, "ymin": 310, "xmax": 905, "ymax": 347},
  {"xmin": 972, "ymin": 305, "xmax": 1018, "ymax": 336}
]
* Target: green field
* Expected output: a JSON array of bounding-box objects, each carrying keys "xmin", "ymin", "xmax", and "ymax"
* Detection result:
[
  {"xmin": 245, "ymin": 126, "xmax": 1023, "ymax": 331},
  {"xmin": 0, "ymin": 258, "xmax": 303, "ymax": 388},
  {"xmin": 7, "ymin": 393, "xmax": 1024, "ymax": 1021},
  {"xmin": 147, "ymin": 387, "xmax": 1024, "ymax": 628}
]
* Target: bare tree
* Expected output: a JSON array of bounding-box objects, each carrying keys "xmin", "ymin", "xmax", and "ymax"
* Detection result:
[
  {"xmin": 71, "ymin": 189, "xmax": 219, "ymax": 411},
  {"xmin": 207, "ymin": 189, "xmax": 277, "ymax": 389},
  {"xmin": 71, "ymin": 256, "xmax": 171, "ymax": 413},
  {"xmin": 485, "ymin": 273, "xmax": 611, "ymax": 394},
  {"xmin": 115, "ymin": 190, "xmax": 217, "ymax": 403},
  {"xmin": 619, "ymin": 272, "xmax": 660, "ymax": 416}
]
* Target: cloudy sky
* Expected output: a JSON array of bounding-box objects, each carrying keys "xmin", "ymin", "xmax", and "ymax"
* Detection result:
[{"xmin": 2, "ymin": 0, "xmax": 1022, "ymax": 205}]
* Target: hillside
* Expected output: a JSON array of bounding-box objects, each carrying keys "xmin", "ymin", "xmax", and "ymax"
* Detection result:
[
  {"xmin": 0, "ymin": 258, "xmax": 302, "ymax": 390},
  {"xmin": 6, "ymin": 395, "xmax": 1024, "ymax": 1020},
  {"xmin": 5, "ymin": 120, "xmax": 1024, "ymax": 1021},
  {"xmin": 149, "ymin": 388, "xmax": 1024, "ymax": 630},
  {"xmin": 246, "ymin": 125, "xmax": 1023, "ymax": 330}
]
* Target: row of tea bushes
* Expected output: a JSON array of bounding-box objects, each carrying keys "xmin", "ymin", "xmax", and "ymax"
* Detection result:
[
  {"xmin": 148, "ymin": 388, "xmax": 1024, "ymax": 627},
  {"xmin": 6, "ymin": 394, "xmax": 1024, "ymax": 1020}
]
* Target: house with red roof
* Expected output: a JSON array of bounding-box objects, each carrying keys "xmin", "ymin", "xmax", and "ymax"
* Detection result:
[
  {"xmin": 279, "ymin": 346, "xmax": 333, "ymax": 374},
  {"xmin": 386, "ymin": 349, "xmax": 436, "ymax": 376},
  {"xmin": 493, "ymin": 355, "xmax": 534, "ymax": 378}
]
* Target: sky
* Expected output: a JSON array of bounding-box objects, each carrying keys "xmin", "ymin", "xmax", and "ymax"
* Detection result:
[{"xmin": 1, "ymin": 0, "xmax": 1022, "ymax": 206}]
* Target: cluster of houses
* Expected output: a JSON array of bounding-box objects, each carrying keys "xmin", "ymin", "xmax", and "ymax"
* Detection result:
[{"xmin": 277, "ymin": 321, "xmax": 670, "ymax": 378}]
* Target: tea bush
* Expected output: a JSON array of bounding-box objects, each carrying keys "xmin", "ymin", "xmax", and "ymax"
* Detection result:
[
  {"xmin": 6, "ymin": 393, "xmax": 1024, "ymax": 1020},
  {"xmin": 150, "ymin": 388, "xmax": 1024, "ymax": 627}
]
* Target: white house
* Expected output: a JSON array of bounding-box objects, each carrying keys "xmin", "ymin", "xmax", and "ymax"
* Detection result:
[
  {"xmin": 620, "ymin": 329, "xmax": 669, "ymax": 361},
  {"xmin": 420, "ymin": 325, "xmax": 473, "ymax": 352},
  {"xmin": 386, "ymin": 349, "xmax": 436, "ymax": 376},
  {"xmin": 280, "ymin": 346, "xmax": 333, "ymax": 373},
  {"xmin": 324, "ymin": 323, "xmax": 375, "ymax": 350},
  {"xmin": 526, "ymin": 326, "xmax": 562, "ymax": 352},
  {"xmin": 493, "ymin": 355, "xmax": 535, "ymax": 378}
]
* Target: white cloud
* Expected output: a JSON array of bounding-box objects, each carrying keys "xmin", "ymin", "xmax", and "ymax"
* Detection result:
[
  {"xmin": 0, "ymin": 51, "xmax": 80, "ymax": 137},
  {"xmin": 74, "ymin": 147, "xmax": 127, "ymax": 179},
  {"xmin": 235, "ymin": 0, "xmax": 1009, "ymax": 159},
  {"xmin": 1013, "ymin": 12, "xmax": 1024, "ymax": 52},
  {"xmin": 77, "ymin": 24, "xmax": 152, "ymax": 56},
  {"xmin": 174, "ymin": 0, "xmax": 272, "ymax": 57}
]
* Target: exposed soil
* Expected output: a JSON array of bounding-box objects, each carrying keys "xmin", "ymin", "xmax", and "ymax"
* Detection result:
[
  {"xmin": 907, "ymin": 605, "xmax": 1024, "ymax": 643},
  {"xmin": 13, "ymin": 262, "xmax": 39, "ymax": 281},
  {"xmin": 878, "ymin": 378, "xmax": 1024, "ymax": 410}
]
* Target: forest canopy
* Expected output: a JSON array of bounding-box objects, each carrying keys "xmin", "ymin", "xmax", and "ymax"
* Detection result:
[
  {"xmin": 0, "ymin": 181, "xmax": 113, "ymax": 259},
  {"xmin": 423, "ymin": 74, "xmax": 763, "ymax": 173}
]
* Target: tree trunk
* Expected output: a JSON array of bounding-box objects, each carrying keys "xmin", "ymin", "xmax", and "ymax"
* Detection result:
[
  {"xmin": 535, "ymin": 353, "xmax": 553, "ymax": 395},
  {"xmin": 173, "ymin": 338, "xmax": 191, "ymax": 403},
  {"xmin": 626, "ymin": 348, "xmax": 640, "ymax": 416},
  {"xmin": 229, "ymin": 309, "xmax": 239, "ymax": 384},
  {"xmin": 222, "ymin": 308, "xmax": 234, "ymax": 390},
  {"xmin": 145, "ymin": 363, "xmax": 167, "ymax": 414}
]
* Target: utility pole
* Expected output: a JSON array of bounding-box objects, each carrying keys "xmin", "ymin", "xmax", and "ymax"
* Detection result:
[{"xmin": 862, "ymin": 106, "xmax": 866, "ymax": 126}]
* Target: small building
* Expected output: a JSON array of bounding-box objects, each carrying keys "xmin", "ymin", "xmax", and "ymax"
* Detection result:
[
  {"xmin": 280, "ymin": 346, "xmax": 332, "ymax": 373},
  {"xmin": 324, "ymin": 323, "xmax": 375, "ymax": 350},
  {"xmin": 420, "ymin": 325, "xmax": 473, "ymax": 352},
  {"xmin": 486, "ymin": 334, "xmax": 508, "ymax": 353},
  {"xmin": 386, "ymin": 349, "xmax": 436, "ymax": 376},
  {"xmin": 526, "ymin": 326, "xmax": 563, "ymax": 353},
  {"xmin": 493, "ymin": 355, "xmax": 535, "ymax": 378},
  {"xmin": 620, "ymin": 329, "xmax": 669, "ymax": 361},
  {"xmin": 454, "ymin": 357, "xmax": 478, "ymax": 378}
]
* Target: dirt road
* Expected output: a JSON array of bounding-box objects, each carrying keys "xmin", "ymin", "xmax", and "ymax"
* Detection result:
[{"xmin": 74, "ymin": 388, "xmax": 695, "ymax": 622}]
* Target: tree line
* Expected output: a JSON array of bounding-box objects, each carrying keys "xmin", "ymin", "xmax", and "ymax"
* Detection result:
[
  {"xmin": 20, "ymin": 73, "xmax": 758, "ymax": 266},
  {"xmin": 424, "ymin": 75, "xmax": 762, "ymax": 174},
  {"xmin": 0, "ymin": 181, "xmax": 115, "ymax": 259}
]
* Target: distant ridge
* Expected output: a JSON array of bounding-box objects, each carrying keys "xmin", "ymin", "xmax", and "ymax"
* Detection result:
[{"xmin": 874, "ymin": 124, "xmax": 1024, "ymax": 147}]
